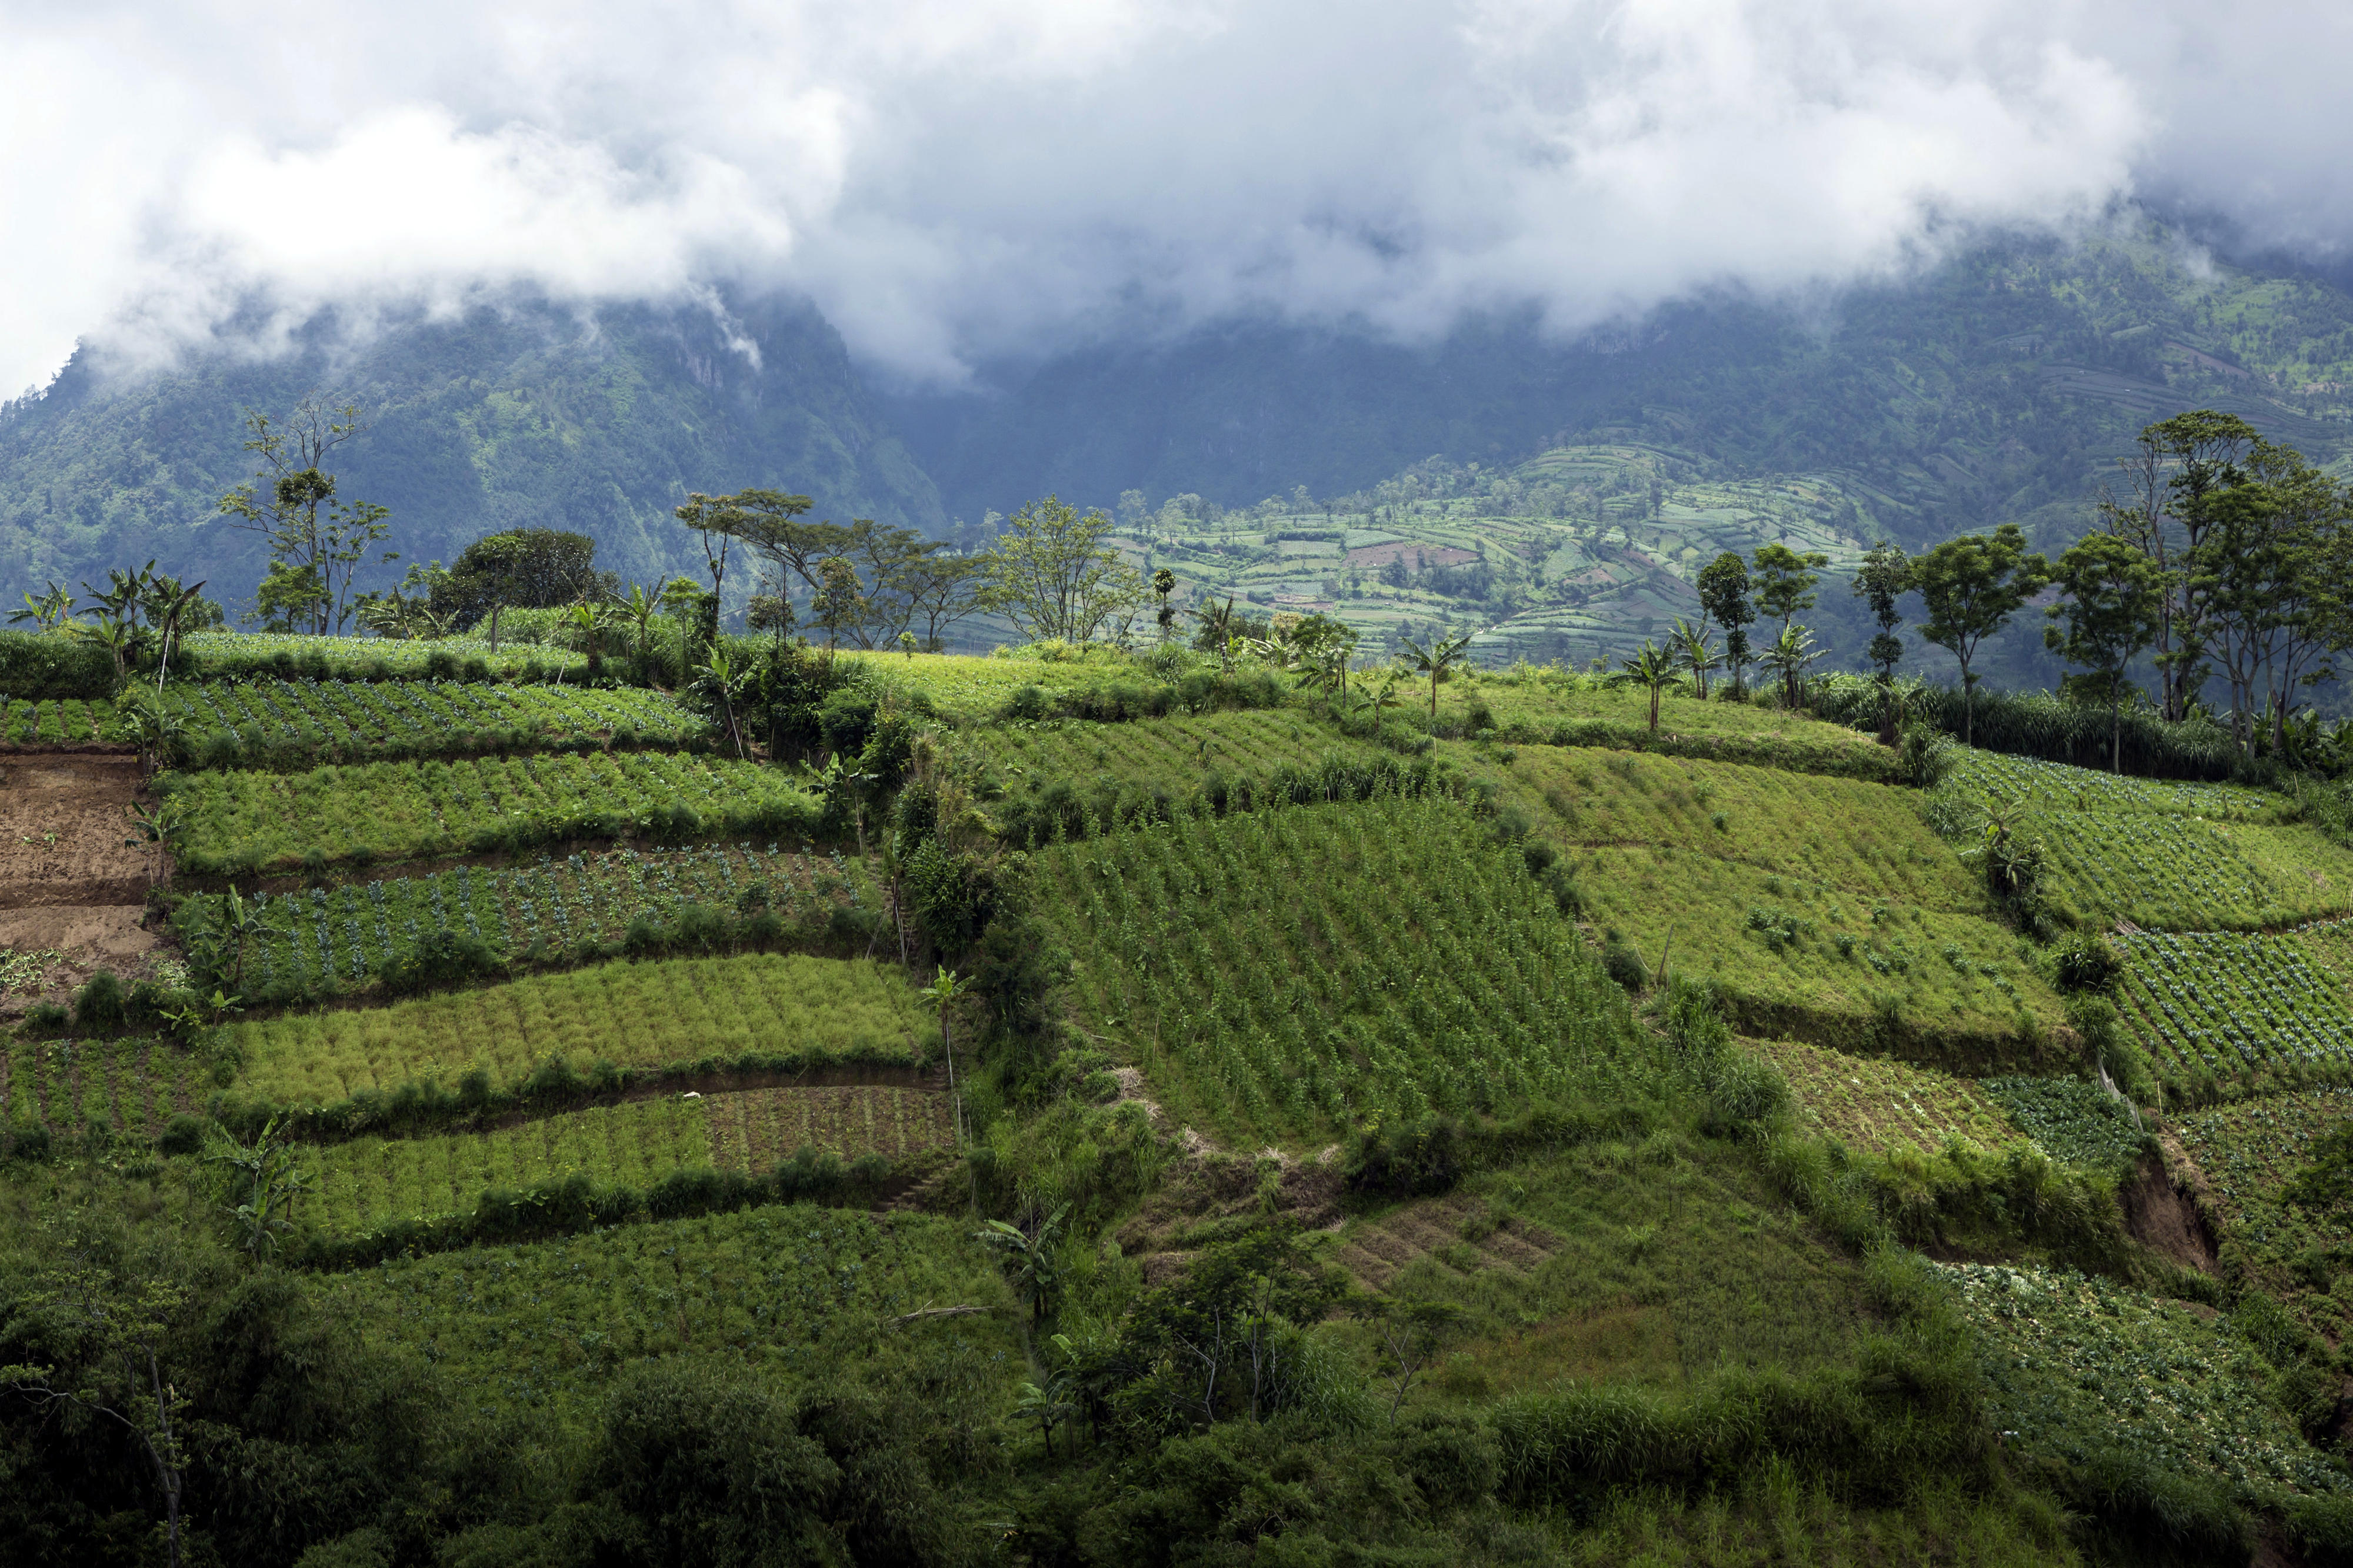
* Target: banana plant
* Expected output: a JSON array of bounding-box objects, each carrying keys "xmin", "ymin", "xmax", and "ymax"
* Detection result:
[
  {"xmin": 917, "ymin": 965, "xmax": 974, "ymax": 1146},
  {"xmin": 974, "ymin": 1205, "xmax": 1069, "ymax": 1325},
  {"xmin": 689, "ymin": 644, "xmax": 751, "ymax": 759},
  {"xmin": 206, "ymin": 1117, "xmax": 313, "ymax": 1259},
  {"xmin": 1399, "ymin": 632, "xmax": 1474, "ymax": 719},
  {"xmin": 6, "ymin": 582, "xmax": 71, "ymax": 632},
  {"xmin": 1619, "ymin": 639, "xmax": 1678, "ymax": 734},
  {"xmin": 121, "ymin": 799, "xmax": 181, "ymax": 885}
]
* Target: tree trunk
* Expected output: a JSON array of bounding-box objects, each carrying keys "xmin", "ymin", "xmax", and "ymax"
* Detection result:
[
  {"xmin": 1648, "ymin": 686, "xmax": 1660, "ymax": 733},
  {"xmin": 2111, "ymin": 688, "xmax": 2123, "ymax": 774}
]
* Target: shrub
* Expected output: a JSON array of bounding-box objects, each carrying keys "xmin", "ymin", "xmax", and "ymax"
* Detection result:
[
  {"xmin": 379, "ymin": 930, "xmax": 506, "ymax": 997},
  {"xmin": 71, "ymin": 971, "xmax": 127, "ymax": 1035},
  {"xmin": 2052, "ymin": 931, "xmax": 2122, "ymax": 993},
  {"xmin": 156, "ymin": 1114, "xmax": 208, "ymax": 1156}
]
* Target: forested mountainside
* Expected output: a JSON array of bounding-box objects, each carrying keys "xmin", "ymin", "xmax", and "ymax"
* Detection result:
[
  {"xmin": 895, "ymin": 221, "xmax": 2353, "ymax": 546},
  {"xmin": 0, "ymin": 293, "xmax": 946, "ymax": 607}
]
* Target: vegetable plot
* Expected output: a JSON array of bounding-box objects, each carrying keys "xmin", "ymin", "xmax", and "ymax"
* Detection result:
[
  {"xmin": 0, "ymin": 697, "xmax": 129, "ymax": 746},
  {"xmin": 174, "ymin": 844, "xmax": 879, "ymax": 1003},
  {"xmin": 1938, "ymin": 1262, "xmax": 2348, "ymax": 1499},
  {"xmin": 2117, "ymin": 932, "xmax": 2353, "ymax": 1095},
  {"xmin": 1976, "ymin": 1077, "xmax": 2148, "ymax": 1177},
  {"xmin": 2031, "ymin": 809, "xmax": 2281, "ymax": 930},
  {"xmin": 175, "ymin": 630, "xmax": 587, "ymax": 680},
  {"xmin": 1, "ymin": 1037, "xmax": 202, "ymax": 1141},
  {"xmin": 1033, "ymin": 796, "xmax": 1639, "ymax": 1145},
  {"xmin": 299, "ymin": 1085, "xmax": 956, "ymax": 1236},
  {"xmin": 312, "ymin": 1206, "xmax": 1020, "ymax": 1424},
  {"xmin": 224, "ymin": 953, "xmax": 925, "ymax": 1117},
  {"xmin": 159, "ymin": 679, "xmax": 708, "ymax": 766},
  {"xmin": 1749, "ymin": 1040, "xmax": 2019, "ymax": 1156},
  {"xmin": 2175, "ymin": 1090, "xmax": 2353, "ymax": 1337},
  {"xmin": 303, "ymin": 1097, "xmax": 713, "ymax": 1235},
  {"xmin": 162, "ymin": 752, "xmax": 821, "ymax": 874},
  {"xmin": 1949, "ymin": 750, "xmax": 2277, "ymax": 820}
]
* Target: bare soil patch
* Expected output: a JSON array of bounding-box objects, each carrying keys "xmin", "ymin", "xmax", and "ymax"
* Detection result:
[
  {"xmin": 2122, "ymin": 1151, "xmax": 2219, "ymax": 1276},
  {"xmin": 0, "ymin": 905, "xmax": 169, "ymax": 1021},
  {"xmin": 0, "ymin": 755, "xmax": 151, "ymax": 907}
]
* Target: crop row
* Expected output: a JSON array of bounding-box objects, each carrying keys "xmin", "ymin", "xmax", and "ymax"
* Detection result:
[
  {"xmin": 1574, "ymin": 845, "xmax": 2060, "ymax": 1060},
  {"xmin": 0, "ymin": 696, "xmax": 128, "ymax": 746},
  {"xmin": 2175, "ymin": 1089, "xmax": 2353, "ymax": 1338},
  {"xmin": 2117, "ymin": 932, "xmax": 2353, "ymax": 1096},
  {"xmin": 158, "ymin": 678, "xmax": 707, "ymax": 767},
  {"xmin": 1949, "ymin": 749, "xmax": 2277, "ymax": 820},
  {"xmin": 0, "ymin": 1036, "xmax": 202, "ymax": 1142},
  {"xmin": 1974, "ymin": 1077, "xmax": 2147, "ymax": 1177},
  {"xmin": 175, "ymin": 630, "xmax": 587, "ymax": 682},
  {"xmin": 173, "ymin": 843, "xmax": 878, "ymax": 1003},
  {"xmin": 310, "ymin": 1206, "xmax": 1020, "ymax": 1423},
  {"xmin": 160, "ymin": 752, "xmax": 821, "ymax": 875},
  {"xmin": 1032, "ymin": 796, "xmax": 1640, "ymax": 1145},
  {"xmin": 1485, "ymin": 748, "xmax": 1985, "ymax": 912},
  {"xmin": 1938, "ymin": 1262, "xmax": 2348, "ymax": 1499},
  {"xmin": 1748, "ymin": 1040, "xmax": 2017, "ymax": 1156},
  {"xmin": 298, "ymin": 1085, "xmax": 954, "ymax": 1237},
  {"xmin": 221, "ymin": 952, "xmax": 926, "ymax": 1122},
  {"xmin": 2032, "ymin": 810, "xmax": 2283, "ymax": 930}
]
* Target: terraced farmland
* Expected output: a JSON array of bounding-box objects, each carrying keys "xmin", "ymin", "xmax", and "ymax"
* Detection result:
[
  {"xmin": 162, "ymin": 751, "xmax": 821, "ymax": 873},
  {"xmin": 1941, "ymin": 1262, "xmax": 2349, "ymax": 1499},
  {"xmin": 160, "ymin": 678, "xmax": 708, "ymax": 765},
  {"xmin": 298, "ymin": 1086, "xmax": 954, "ymax": 1235},
  {"xmin": 1572, "ymin": 845, "xmax": 2062, "ymax": 1057},
  {"xmin": 1751, "ymin": 1040, "xmax": 2019, "ymax": 1156},
  {"xmin": 2175, "ymin": 1089, "xmax": 2353, "ymax": 1336},
  {"xmin": 1, "ymin": 1036, "xmax": 203, "ymax": 1142},
  {"xmin": 1032, "ymin": 796, "xmax": 1640, "ymax": 1145},
  {"xmin": 308, "ymin": 1206, "xmax": 1022, "ymax": 1425},
  {"xmin": 1949, "ymin": 750, "xmax": 2277, "ymax": 820},
  {"xmin": 174, "ymin": 843, "xmax": 880, "ymax": 1003},
  {"xmin": 2117, "ymin": 931, "xmax": 2353, "ymax": 1096},
  {"xmin": 223, "ymin": 953, "xmax": 926, "ymax": 1117},
  {"xmin": 1480, "ymin": 747, "xmax": 1985, "ymax": 910}
]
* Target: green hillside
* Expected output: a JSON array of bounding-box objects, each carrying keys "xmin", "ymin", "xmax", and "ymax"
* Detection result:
[
  {"xmin": 0, "ymin": 292, "xmax": 948, "ymax": 614},
  {"xmin": 9, "ymin": 627, "xmax": 2353, "ymax": 1562}
]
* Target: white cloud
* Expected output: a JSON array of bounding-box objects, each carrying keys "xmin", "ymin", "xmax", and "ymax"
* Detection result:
[{"xmin": 0, "ymin": 0, "xmax": 2340, "ymax": 395}]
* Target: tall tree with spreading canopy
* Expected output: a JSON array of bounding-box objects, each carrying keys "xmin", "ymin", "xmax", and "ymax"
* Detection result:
[
  {"xmin": 981, "ymin": 495, "xmax": 1145, "ymax": 643},
  {"xmin": 433, "ymin": 528, "xmax": 604, "ymax": 650},
  {"xmin": 1910, "ymin": 524, "xmax": 2049, "ymax": 747},
  {"xmin": 2097, "ymin": 409, "xmax": 2261, "ymax": 721},
  {"xmin": 2045, "ymin": 531, "xmax": 2164, "ymax": 773},
  {"xmin": 1751, "ymin": 543, "xmax": 1827, "ymax": 706},
  {"xmin": 216, "ymin": 395, "xmax": 395, "ymax": 635},
  {"xmin": 1695, "ymin": 551, "xmax": 1757, "ymax": 698}
]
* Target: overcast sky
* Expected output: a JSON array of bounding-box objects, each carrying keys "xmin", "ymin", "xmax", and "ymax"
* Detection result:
[{"xmin": 3, "ymin": 0, "xmax": 2348, "ymax": 397}]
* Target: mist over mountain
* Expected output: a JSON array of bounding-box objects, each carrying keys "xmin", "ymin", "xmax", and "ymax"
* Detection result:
[
  {"xmin": 0, "ymin": 292, "xmax": 942, "ymax": 609},
  {"xmin": 893, "ymin": 222, "xmax": 2353, "ymax": 541}
]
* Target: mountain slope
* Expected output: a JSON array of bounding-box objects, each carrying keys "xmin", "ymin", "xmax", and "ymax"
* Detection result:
[
  {"xmin": 893, "ymin": 219, "xmax": 2353, "ymax": 546},
  {"xmin": 0, "ymin": 293, "xmax": 946, "ymax": 613}
]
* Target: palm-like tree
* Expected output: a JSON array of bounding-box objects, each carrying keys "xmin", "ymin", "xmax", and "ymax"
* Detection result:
[
  {"xmin": 1671, "ymin": 617, "xmax": 1719, "ymax": 702},
  {"xmin": 691, "ymin": 645, "xmax": 752, "ymax": 759},
  {"xmin": 1620, "ymin": 640, "xmax": 1678, "ymax": 733},
  {"xmin": 1760, "ymin": 625, "xmax": 1827, "ymax": 711},
  {"xmin": 1401, "ymin": 632, "xmax": 1475, "ymax": 720},
  {"xmin": 917, "ymin": 965, "xmax": 973, "ymax": 1146},
  {"xmin": 616, "ymin": 583, "xmax": 666, "ymax": 682}
]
